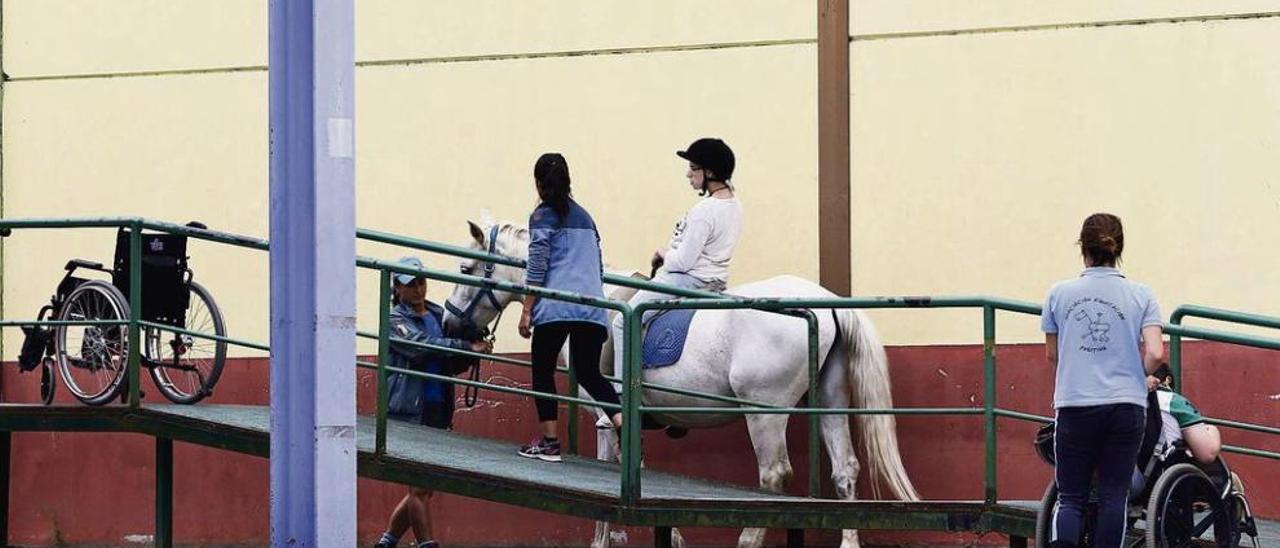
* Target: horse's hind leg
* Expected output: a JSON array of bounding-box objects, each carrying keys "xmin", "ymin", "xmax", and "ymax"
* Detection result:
[
  {"xmin": 738, "ymin": 413, "xmax": 793, "ymax": 548},
  {"xmin": 818, "ymin": 351, "xmax": 863, "ymax": 548}
]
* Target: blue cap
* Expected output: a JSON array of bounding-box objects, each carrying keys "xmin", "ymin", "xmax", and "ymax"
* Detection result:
[{"xmin": 393, "ymin": 256, "xmax": 425, "ymax": 285}]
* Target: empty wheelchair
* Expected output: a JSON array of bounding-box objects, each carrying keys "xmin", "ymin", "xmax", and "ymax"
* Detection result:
[
  {"xmin": 1033, "ymin": 392, "xmax": 1260, "ymax": 547},
  {"xmin": 17, "ymin": 224, "xmax": 226, "ymax": 405}
]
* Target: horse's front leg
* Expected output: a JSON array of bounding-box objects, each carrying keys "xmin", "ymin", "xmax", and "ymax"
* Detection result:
[
  {"xmin": 738, "ymin": 414, "xmax": 793, "ymax": 548},
  {"xmin": 591, "ymin": 419, "xmax": 686, "ymax": 547}
]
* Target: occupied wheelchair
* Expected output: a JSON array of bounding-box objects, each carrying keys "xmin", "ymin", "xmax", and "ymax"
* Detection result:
[
  {"xmin": 1032, "ymin": 392, "xmax": 1260, "ymax": 547},
  {"xmin": 15, "ymin": 223, "xmax": 226, "ymax": 406}
]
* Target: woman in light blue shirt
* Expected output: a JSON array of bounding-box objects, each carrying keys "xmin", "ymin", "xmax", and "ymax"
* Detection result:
[
  {"xmin": 515, "ymin": 153, "xmax": 623, "ymax": 462},
  {"xmin": 1041, "ymin": 213, "xmax": 1164, "ymax": 548}
]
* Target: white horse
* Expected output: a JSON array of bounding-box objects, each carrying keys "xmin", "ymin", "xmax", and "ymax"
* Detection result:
[{"xmin": 443, "ymin": 218, "xmax": 920, "ymax": 548}]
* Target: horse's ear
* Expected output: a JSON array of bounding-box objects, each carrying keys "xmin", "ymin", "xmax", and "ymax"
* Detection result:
[{"xmin": 467, "ymin": 220, "xmax": 486, "ymax": 246}]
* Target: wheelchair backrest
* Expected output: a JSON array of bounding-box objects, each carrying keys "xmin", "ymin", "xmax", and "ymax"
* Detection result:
[{"xmin": 112, "ymin": 228, "xmax": 191, "ymax": 327}]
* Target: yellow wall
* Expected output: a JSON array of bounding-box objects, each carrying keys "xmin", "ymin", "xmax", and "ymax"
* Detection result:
[{"xmin": 3, "ymin": 2, "xmax": 1278, "ymax": 355}]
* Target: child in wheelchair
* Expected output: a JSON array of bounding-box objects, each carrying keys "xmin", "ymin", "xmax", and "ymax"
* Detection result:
[{"xmin": 1035, "ymin": 363, "xmax": 1260, "ymax": 547}]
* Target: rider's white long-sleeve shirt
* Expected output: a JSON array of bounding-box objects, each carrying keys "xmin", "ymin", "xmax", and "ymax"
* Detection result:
[{"xmin": 662, "ymin": 196, "xmax": 743, "ymax": 284}]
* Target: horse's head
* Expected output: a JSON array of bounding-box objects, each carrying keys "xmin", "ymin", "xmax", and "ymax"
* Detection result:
[{"xmin": 442, "ymin": 215, "xmax": 529, "ymax": 340}]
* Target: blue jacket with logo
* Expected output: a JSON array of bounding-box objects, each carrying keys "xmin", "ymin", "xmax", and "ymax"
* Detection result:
[
  {"xmin": 525, "ymin": 200, "xmax": 608, "ymax": 328},
  {"xmin": 385, "ymin": 301, "xmax": 474, "ymax": 418}
]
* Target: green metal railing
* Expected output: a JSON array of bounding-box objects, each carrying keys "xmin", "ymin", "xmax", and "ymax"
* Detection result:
[
  {"xmin": 370, "ymin": 228, "xmax": 1280, "ymax": 505},
  {"xmin": 0, "ymin": 218, "xmax": 273, "ymax": 411},
  {"xmin": 1167, "ymin": 304, "xmax": 1280, "ymax": 460},
  {"xmin": 4, "ymin": 216, "xmax": 1279, "ymax": 513}
]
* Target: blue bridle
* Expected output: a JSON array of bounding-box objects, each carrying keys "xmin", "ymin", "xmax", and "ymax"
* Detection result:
[{"xmin": 445, "ymin": 225, "xmax": 505, "ymax": 342}]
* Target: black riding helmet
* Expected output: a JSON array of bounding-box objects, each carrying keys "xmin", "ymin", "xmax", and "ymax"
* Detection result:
[{"xmin": 677, "ymin": 138, "xmax": 735, "ymax": 184}]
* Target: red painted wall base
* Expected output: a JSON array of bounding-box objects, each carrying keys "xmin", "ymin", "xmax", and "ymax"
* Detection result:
[{"xmin": 0, "ymin": 341, "xmax": 1274, "ymax": 546}]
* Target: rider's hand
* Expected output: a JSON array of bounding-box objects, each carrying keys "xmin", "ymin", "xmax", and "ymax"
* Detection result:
[
  {"xmin": 1146, "ymin": 375, "xmax": 1160, "ymax": 392},
  {"xmin": 518, "ymin": 311, "xmax": 533, "ymax": 339},
  {"xmin": 650, "ymin": 250, "xmax": 665, "ymax": 270},
  {"xmin": 470, "ymin": 340, "xmax": 493, "ymax": 354}
]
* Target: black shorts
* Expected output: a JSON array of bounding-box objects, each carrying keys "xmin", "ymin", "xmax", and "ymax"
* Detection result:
[{"xmin": 421, "ymin": 400, "xmax": 454, "ymax": 430}]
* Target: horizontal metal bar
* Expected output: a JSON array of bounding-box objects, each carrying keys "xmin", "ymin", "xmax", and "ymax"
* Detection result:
[
  {"xmin": 138, "ymin": 320, "xmax": 269, "ymax": 352},
  {"xmin": 0, "ymin": 217, "xmax": 271, "ymax": 251},
  {"xmin": 356, "ymin": 227, "xmax": 726, "ymax": 299},
  {"xmin": 0, "ymin": 319, "xmax": 126, "ymax": 327},
  {"xmin": 383, "ymin": 364, "xmax": 622, "ymax": 412},
  {"xmin": 634, "ymin": 295, "xmax": 1041, "ymax": 313},
  {"xmin": 637, "ymin": 383, "xmax": 782, "ymax": 409},
  {"xmin": 358, "ymin": 227, "xmax": 524, "ymax": 268},
  {"xmin": 355, "ymin": 330, "xmax": 532, "ymax": 368},
  {"xmin": 1222, "ymin": 444, "xmax": 1280, "ymax": 461},
  {"xmin": 355, "ymin": 256, "xmax": 630, "ymax": 313},
  {"xmin": 1171, "ymin": 305, "xmax": 1280, "ymax": 331},
  {"xmin": 1203, "ymin": 417, "xmax": 1280, "ymax": 436},
  {"xmin": 355, "ymin": 331, "xmax": 782, "ymax": 408},
  {"xmin": 993, "ymin": 409, "xmax": 1053, "ymax": 424},
  {"xmin": 0, "ymin": 217, "xmax": 141, "ymax": 230},
  {"xmin": 1162, "ymin": 323, "xmax": 1280, "ymax": 351},
  {"xmin": 638, "ymin": 406, "xmax": 984, "ymax": 416}
]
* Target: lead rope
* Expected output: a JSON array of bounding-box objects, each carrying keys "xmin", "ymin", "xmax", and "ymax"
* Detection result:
[{"xmin": 463, "ymin": 307, "xmax": 504, "ymax": 408}]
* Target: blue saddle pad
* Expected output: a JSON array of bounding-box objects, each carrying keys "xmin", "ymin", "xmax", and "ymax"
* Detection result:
[{"xmin": 641, "ymin": 309, "xmax": 697, "ymax": 369}]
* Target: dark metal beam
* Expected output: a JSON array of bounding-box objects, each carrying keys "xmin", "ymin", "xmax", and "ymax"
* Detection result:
[
  {"xmin": 818, "ymin": 0, "xmax": 852, "ymax": 295},
  {"xmin": 156, "ymin": 437, "xmax": 173, "ymax": 547},
  {"xmin": 1, "ymin": 431, "xmax": 9, "ymax": 546}
]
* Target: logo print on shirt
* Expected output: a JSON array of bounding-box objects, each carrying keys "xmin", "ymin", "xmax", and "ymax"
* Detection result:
[{"xmin": 1074, "ymin": 309, "xmax": 1112, "ymax": 343}]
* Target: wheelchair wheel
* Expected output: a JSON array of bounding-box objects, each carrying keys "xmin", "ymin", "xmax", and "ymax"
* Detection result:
[
  {"xmin": 1035, "ymin": 481, "xmax": 1100, "ymax": 547},
  {"xmin": 146, "ymin": 281, "xmax": 226, "ymax": 404},
  {"xmin": 40, "ymin": 357, "xmax": 56, "ymax": 405},
  {"xmin": 1145, "ymin": 463, "xmax": 1232, "ymax": 548},
  {"xmin": 54, "ymin": 280, "xmax": 130, "ymax": 406}
]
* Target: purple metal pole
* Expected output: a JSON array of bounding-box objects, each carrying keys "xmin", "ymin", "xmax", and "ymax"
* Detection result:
[{"xmin": 268, "ymin": 0, "xmax": 356, "ymax": 545}]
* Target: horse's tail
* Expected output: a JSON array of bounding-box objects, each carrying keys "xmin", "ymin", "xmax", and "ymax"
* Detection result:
[{"xmin": 840, "ymin": 309, "xmax": 920, "ymax": 501}]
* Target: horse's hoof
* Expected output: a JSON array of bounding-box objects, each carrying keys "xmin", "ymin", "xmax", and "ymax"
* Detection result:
[{"xmin": 665, "ymin": 426, "xmax": 688, "ymax": 439}]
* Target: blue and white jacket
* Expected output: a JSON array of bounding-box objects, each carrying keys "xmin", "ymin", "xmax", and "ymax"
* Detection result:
[
  {"xmin": 386, "ymin": 301, "xmax": 473, "ymax": 418},
  {"xmin": 525, "ymin": 200, "xmax": 608, "ymax": 328}
]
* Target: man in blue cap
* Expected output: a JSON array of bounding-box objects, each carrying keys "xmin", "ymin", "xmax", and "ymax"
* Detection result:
[{"xmin": 377, "ymin": 256, "xmax": 492, "ymax": 548}]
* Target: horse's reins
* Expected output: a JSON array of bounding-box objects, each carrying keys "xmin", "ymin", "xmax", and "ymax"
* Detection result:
[{"xmin": 444, "ymin": 225, "xmax": 506, "ymax": 407}]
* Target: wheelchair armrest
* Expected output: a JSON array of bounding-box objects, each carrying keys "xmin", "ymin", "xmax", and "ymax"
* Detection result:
[{"xmin": 65, "ymin": 259, "xmax": 107, "ymax": 272}]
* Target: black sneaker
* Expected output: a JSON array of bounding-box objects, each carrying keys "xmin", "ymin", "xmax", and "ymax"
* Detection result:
[{"xmin": 518, "ymin": 437, "xmax": 562, "ymax": 462}]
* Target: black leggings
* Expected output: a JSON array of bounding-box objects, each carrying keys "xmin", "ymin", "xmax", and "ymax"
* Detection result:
[{"xmin": 530, "ymin": 321, "xmax": 619, "ymax": 423}]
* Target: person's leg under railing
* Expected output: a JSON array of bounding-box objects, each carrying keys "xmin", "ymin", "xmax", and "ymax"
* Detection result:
[
  {"xmin": 1094, "ymin": 404, "xmax": 1145, "ymax": 548},
  {"xmin": 1052, "ymin": 406, "xmax": 1105, "ymax": 548},
  {"xmin": 521, "ymin": 323, "xmax": 572, "ymax": 461}
]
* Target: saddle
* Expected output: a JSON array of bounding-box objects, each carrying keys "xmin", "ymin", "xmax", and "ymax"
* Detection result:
[{"xmin": 641, "ymin": 309, "xmax": 697, "ymax": 369}]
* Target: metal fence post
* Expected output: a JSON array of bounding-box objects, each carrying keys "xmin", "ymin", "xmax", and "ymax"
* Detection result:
[
  {"xmin": 376, "ymin": 271, "xmax": 391, "ymax": 455},
  {"xmin": 128, "ymin": 222, "xmax": 142, "ymax": 407},
  {"xmin": 982, "ymin": 304, "xmax": 997, "ymax": 505},
  {"xmin": 1168, "ymin": 321, "xmax": 1182, "ymax": 392},
  {"xmin": 156, "ymin": 437, "xmax": 173, "ymax": 547},
  {"xmin": 620, "ymin": 307, "xmax": 642, "ymax": 504},
  {"xmin": 804, "ymin": 311, "xmax": 820, "ymax": 498},
  {"xmin": 1, "ymin": 431, "xmax": 9, "ymax": 545}
]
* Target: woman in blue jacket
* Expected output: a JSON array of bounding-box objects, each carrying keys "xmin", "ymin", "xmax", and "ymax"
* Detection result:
[
  {"xmin": 516, "ymin": 153, "xmax": 622, "ymax": 462},
  {"xmin": 377, "ymin": 256, "xmax": 492, "ymax": 548}
]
